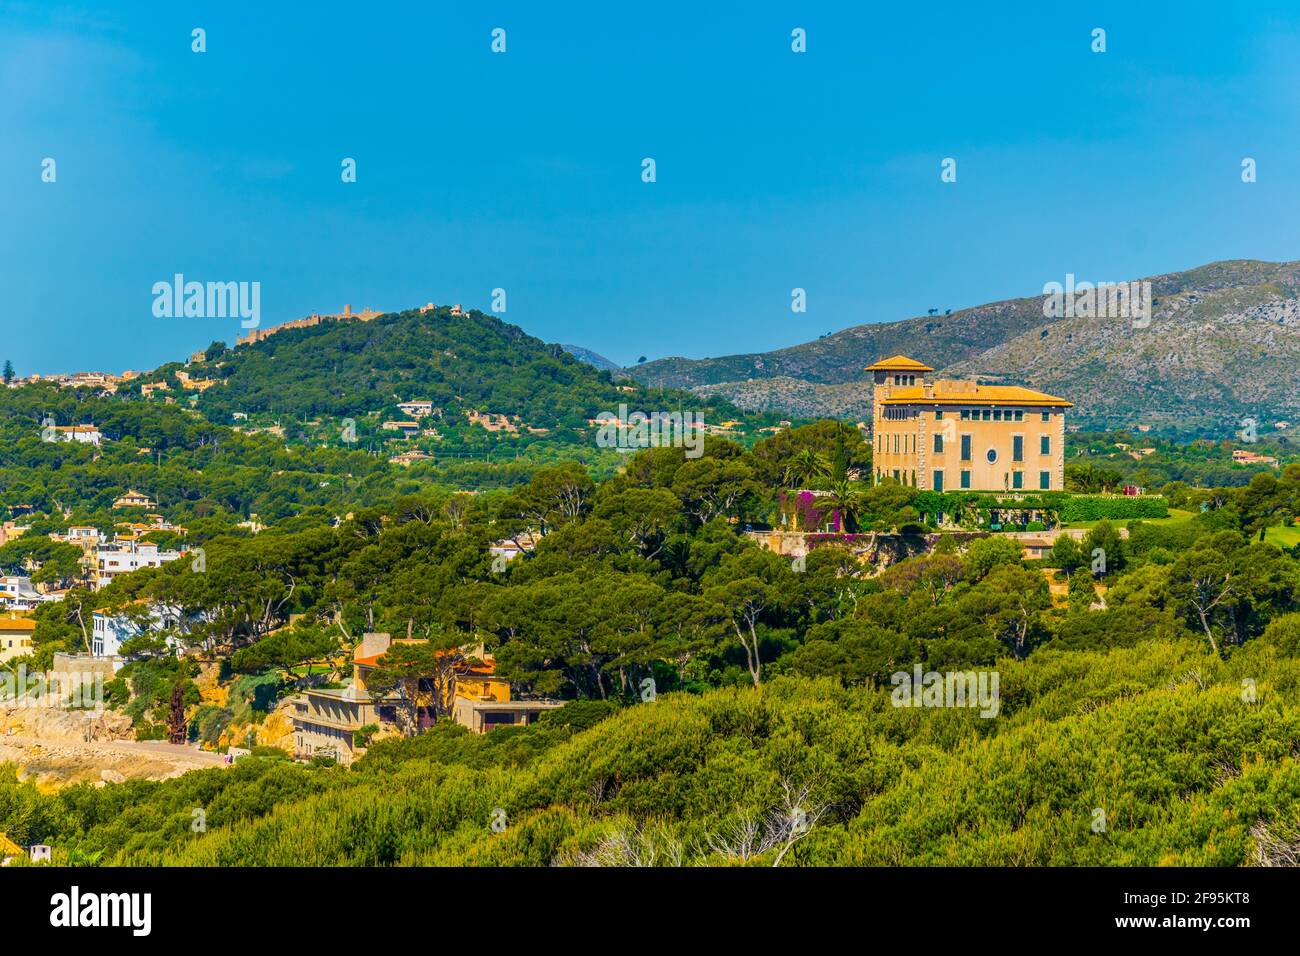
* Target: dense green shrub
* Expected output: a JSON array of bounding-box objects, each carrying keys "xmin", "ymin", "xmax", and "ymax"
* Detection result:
[{"xmin": 1056, "ymin": 494, "xmax": 1168, "ymax": 522}]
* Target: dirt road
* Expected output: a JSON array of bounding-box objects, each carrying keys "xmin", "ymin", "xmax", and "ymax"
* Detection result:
[{"xmin": 0, "ymin": 733, "xmax": 228, "ymax": 787}]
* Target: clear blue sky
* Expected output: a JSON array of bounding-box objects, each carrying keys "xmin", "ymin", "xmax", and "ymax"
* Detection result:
[{"xmin": 3, "ymin": 1, "xmax": 1299, "ymax": 374}]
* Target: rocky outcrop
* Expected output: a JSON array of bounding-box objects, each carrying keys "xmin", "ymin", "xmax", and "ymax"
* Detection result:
[
  {"xmin": 0, "ymin": 704, "xmax": 224, "ymax": 788},
  {"xmin": 0, "ymin": 705, "xmax": 132, "ymax": 744}
]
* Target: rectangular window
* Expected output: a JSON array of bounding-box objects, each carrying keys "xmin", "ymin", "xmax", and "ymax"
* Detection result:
[
  {"xmin": 981, "ymin": 409, "xmax": 991, "ymax": 421},
  {"xmin": 1014, "ymin": 410, "xmax": 1023, "ymax": 422},
  {"xmin": 1040, "ymin": 471, "xmax": 1051, "ymax": 489},
  {"xmin": 960, "ymin": 470, "xmax": 971, "ymax": 489},
  {"xmin": 933, "ymin": 434, "xmax": 943, "ymax": 454},
  {"xmin": 961, "ymin": 434, "xmax": 972, "ymax": 461},
  {"xmin": 960, "ymin": 409, "xmax": 970, "ymax": 421},
  {"xmin": 893, "ymin": 470, "xmax": 900, "ymax": 482},
  {"xmin": 932, "ymin": 470, "xmax": 944, "ymax": 492},
  {"xmin": 1012, "ymin": 435, "xmax": 1023, "ymax": 461},
  {"xmin": 935, "ymin": 410, "xmax": 943, "ymax": 420},
  {"xmin": 1012, "ymin": 470, "xmax": 1023, "ymax": 489},
  {"xmin": 1040, "ymin": 435, "xmax": 1051, "ymax": 455},
  {"xmin": 1041, "ymin": 411, "xmax": 1050, "ymax": 422}
]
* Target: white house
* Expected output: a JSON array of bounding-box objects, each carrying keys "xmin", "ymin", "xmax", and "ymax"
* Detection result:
[
  {"xmin": 55, "ymin": 425, "xmax": 102, "ymax": 445},
  {"xmin": 397, "ymin": 401, "xmax": 434, "ymax": 418},
  {"xmin": 0, "ymin": 576, "xmax": 46, "ymax": 610},
  {"xmin": 94, "ymin": 539, "xmax": 183, "ymax": 590},
  {"xmin": 489, "ymin": 533, "xmax": 539, "ymax": 563},
  {"xmin": 91, "ymin": 603, "xmax": 191, "ymax": 658}
]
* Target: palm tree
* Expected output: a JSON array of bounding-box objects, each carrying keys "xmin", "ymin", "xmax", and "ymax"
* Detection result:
[
  {"xmin": 823, "ymin": 479, "xmax": 866, "ymax": 533},
  {"xmin": 783, "ymin": 448, "xmax": 832, "ymax": 490}
]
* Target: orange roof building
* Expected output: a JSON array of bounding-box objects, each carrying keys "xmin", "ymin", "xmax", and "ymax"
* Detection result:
[
  {"xmin": 0, "ymin": 611, "xmax": 36, "ymax": 663},
  {"xmin": 868, "ymin": 355, "xmax": 1072, "ymax": 493}
]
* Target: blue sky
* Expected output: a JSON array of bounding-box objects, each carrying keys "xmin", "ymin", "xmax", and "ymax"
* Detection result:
[{"xmin": 3, "ymin": 1, "xmax": 1300, "ymax": 374}]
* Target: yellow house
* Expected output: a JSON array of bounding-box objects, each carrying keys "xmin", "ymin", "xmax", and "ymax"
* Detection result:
[
  {"xmin": 868, "ymin": 355, "xmax": 1072, "ymax": 492},
  {"xmin": 0, "ymin": 611, "xmax": 36, "ymax": 663}
]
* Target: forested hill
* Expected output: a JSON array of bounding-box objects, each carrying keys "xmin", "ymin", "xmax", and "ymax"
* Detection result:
[{"xmin": 131, "ymin": 305, "xmax": 758, "ymax": 431}]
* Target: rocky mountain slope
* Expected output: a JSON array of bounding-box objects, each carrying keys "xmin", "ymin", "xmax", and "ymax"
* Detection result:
[
  {"xmin": 630, "ymin": 259, "xmax": 1300, "ymax": 431},
  {"xmin": 562, "ymin": 344, "xmax": 621, "ymax": 373}
]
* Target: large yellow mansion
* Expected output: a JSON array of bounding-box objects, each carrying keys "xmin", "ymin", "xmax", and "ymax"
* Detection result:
[{"xmin": 868, "ymin": 355, "xmax": 1071, "ymax": 492}]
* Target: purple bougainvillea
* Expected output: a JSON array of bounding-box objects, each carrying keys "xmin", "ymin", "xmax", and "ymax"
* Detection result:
[{"xmin": 782, "ymin": 490, "xmax": 840, "ymax": 532}]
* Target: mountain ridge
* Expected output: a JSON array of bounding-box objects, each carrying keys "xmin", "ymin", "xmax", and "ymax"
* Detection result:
[{"xmin": 627, "ymin": 258, "xmax": 1300, "ymax": 431}]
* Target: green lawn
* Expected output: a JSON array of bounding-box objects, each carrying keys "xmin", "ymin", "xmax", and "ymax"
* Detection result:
[
  {"xmin": 1264, "ymin": 524, "xmax": 1300, "ymax": 548},
  {"xmin": 1062, "ymin": 508, "xmax": 1196, "ymax": 530}
]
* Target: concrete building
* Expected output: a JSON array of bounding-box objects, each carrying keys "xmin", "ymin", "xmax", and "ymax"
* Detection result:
[
  {"xmin": 451, "ymin": 697, "xmax": 562, "ymax": 734},
  {"xmin": 868, "ymin": 355, "xmax": 1072, "ymax": 492}
]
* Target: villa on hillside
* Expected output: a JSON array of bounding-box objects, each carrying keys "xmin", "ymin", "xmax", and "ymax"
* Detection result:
[
  {"xmin": 291, "ymin": 632, "xmax": 561, "ymax": 764},
  {"xmin": 868, "ymin": 355, "xmax": 1072, "ymax": 492},
  {"xmin": 1232, "ymin": 449, "xmax": 1279, "ymax": 467},
  {"xmin": 396, "ymin": 400, "xmax": 434, "ymax": 418},
  {"xmin": 389, "ymin": 450, "xmax": 433, "ymax": 467},
  {"xmin": 113, "ymin": 490, "xmax": 156, "ymax": 509},
  {"xmin": 54, "ymin": 424, "xmax": 102, "ymax": 445},
  {"xmin": 381, "ymin": 420, "xmax": 422, "ymax": 439}
]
